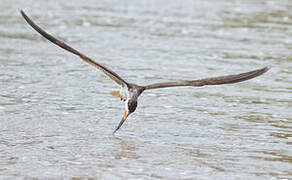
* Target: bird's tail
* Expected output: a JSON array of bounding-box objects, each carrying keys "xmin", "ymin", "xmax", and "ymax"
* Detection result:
[{"xmin": 109, "ymin": 90, "xmax": 122, "ymax": 99}]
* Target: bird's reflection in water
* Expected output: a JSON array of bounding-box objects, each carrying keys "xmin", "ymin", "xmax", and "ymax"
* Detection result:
[{"xmin": 110, "ymin": 136, "xmax": 140, "ymax": 160}]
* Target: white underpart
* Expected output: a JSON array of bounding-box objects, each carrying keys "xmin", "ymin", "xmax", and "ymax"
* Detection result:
[
  {"xmin": 124, "ymin": 98, "xmax": 129, "ymax": 112},
  {"xmin": 119, "ymin": 86, "xmax": 129, "ymax": 100}
]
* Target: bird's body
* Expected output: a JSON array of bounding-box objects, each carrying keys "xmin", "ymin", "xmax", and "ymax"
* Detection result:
[{"xmin": 21, "ymin": 10, "xmax": 270, "ymax": 134}]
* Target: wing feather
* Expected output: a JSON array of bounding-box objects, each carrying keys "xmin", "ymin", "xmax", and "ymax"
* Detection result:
[
  {"xmin": 144, "ymin": 67, "xmax": 270, "ymax": 90},
  {"xmin": 21, "ymin": 10, "xmax": 128, "ymax": 87}
]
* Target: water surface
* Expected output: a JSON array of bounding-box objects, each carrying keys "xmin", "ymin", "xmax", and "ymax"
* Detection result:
[{"xmin": 0, "ymin": 0, "xmax": 291, "ymax": 179}]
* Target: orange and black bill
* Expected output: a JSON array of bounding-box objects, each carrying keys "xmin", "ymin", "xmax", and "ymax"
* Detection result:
[{"xmin": 112, "ymin": 111, "xmax": 128, "ymax": 134}]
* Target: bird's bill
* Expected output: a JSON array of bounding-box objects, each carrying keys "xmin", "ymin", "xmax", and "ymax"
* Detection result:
[
  {"xmin": 112, "ymin": 111, "xmax": 128, "ymax": 134},
  {"xmin": 123, "ymin": 111, "xmax": 128, "ymax": 119}
]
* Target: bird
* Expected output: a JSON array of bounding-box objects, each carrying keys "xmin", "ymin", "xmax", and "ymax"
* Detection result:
[{"xmin": 21, "ymin": 10, "xmax": 270, "ymax": 134}]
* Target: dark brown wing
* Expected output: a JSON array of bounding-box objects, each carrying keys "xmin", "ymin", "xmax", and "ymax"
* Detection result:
[
  {"xmin": 21, "ymin": 10, "xmax": 128, "ymax": 87},
  {"xmin": 144, "ymin": 67, "xmax": 270, "ymax": 90}
]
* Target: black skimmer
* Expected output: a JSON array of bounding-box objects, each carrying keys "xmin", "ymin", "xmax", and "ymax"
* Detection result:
[{"xmin": 21, "ymin": 10, "xmax": 270, "ymax": 134}]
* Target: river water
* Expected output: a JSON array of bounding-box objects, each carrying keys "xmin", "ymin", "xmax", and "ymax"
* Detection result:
[{"xmin": 0, "ymin": 0, "xmax": 291, "ymax": 179}]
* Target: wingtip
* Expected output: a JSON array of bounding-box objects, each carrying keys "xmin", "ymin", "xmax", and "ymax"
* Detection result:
[
  {"xmin": 262, "ymin": 66, "xmax": 271, "ymax": 73},
  {"xmin": 266, "ymin": 66, "xmax": 271, "ymax": 71},
  {"xmin": 251, "ymin": 66, "xmax": 270, "ymax": 79},
  {"xmin": 20, "ymin": 9, "xmax": 27, "ymax": 18}
]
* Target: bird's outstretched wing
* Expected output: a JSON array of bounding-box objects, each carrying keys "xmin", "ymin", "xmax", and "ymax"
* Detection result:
[
  {"xmin": 21, "ymin": 10, "xmax": 128, "ymax": 87},
  {"xmin": 144, "ymin": 67, "xmax": 270, "ymax": 90}
]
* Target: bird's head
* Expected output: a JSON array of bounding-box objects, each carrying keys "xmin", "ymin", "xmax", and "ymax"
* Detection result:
[
  {"xmin": 113, "ymin": 98, "xmax": 137, "ymax": 134},
  {"xmin": 126, "ymin": 98, "xmax": 138, "ymax": 115}
]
